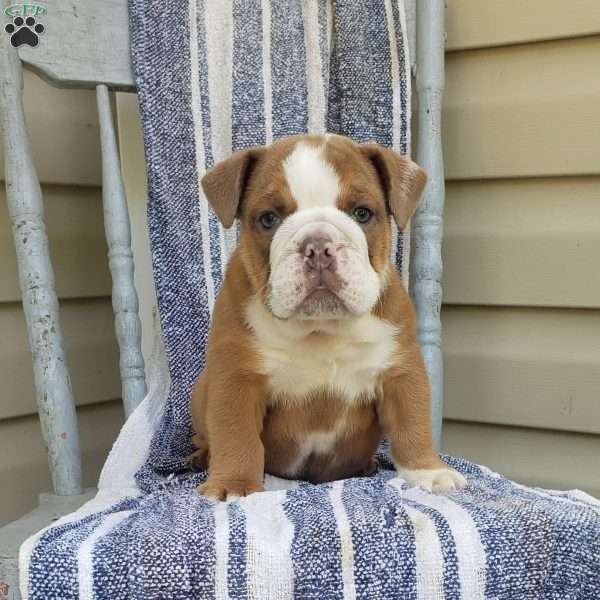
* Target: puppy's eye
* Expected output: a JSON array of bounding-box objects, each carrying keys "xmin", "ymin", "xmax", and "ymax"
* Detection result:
[
  {"xmin": 258, "ymin": 211, "xmax": 280, "ymax": 230},
  {"xmin": 351, "ymin": 206, "xmax": 373, "ymax": 225}
]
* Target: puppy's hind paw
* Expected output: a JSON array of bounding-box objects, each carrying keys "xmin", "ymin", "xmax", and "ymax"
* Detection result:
[{"xmin": 396, "ymin": 466, "xmax": 466, "ymax": 494}]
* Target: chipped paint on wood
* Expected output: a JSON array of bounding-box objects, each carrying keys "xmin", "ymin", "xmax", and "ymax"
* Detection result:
[
  {"xmin": 0, "ymin": 35, "xmax": 82, "ymax": 495},
  {"xmin": 410, "ymin": 0, "xmax": 446, "ymax": 451},
  {"xmin": 18, "ymin": 0, "xmax": 134, "ymax": 90},
  {"xmin": 97, "ymin": 85, "xmax": 147, "ymax": 417}
]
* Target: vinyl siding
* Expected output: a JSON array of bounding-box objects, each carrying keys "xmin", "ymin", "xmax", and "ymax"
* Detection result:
[
  {"xmin": 0, "ymin": 72, "xmax": 123, "ymax": 525},
  {"xmin": 446, "ymin": 0, "xmax": 600, "ymax": 51},
  {"xmin": 442, "ymin": 2, "xmax": 600, "ymax": 498}
]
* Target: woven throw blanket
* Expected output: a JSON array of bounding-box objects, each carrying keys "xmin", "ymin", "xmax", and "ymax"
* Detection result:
[{"xmin": 20, "ymin": 1, "xmax": 600, "ymax": 599}]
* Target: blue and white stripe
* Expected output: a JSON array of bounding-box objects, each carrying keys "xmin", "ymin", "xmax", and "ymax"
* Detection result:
[{"xmin": 20, "ymin": 1, "xmax": 600, "ymax": 598}]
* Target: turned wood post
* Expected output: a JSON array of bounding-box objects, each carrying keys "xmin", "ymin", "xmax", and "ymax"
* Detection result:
[
  {"xmin": 0, "ymin": 40, "xmax": 82, "ymax": 495},
  {"xmin": 96, "ymin": 85, "xmax": 147, "ymax": 418},
  {"xmin": 410, "ymin": 0, "xmax": 446, "ymax": 450}
]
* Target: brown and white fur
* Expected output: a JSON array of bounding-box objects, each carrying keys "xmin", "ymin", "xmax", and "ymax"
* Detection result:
[{"xmin": 190, "ymin": 134, "xmax": 466, "ymax": 501}]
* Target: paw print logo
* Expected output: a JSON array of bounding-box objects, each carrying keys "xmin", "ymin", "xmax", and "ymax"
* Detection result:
[{"xmin": 5, "ymin": 15, "xmax": 44, "ymax": 48}]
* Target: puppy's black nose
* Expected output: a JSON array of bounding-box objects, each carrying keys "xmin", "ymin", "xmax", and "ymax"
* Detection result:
[{"xmin": 302, "ymin": 237, "xmax": 337, "ymax": 271}]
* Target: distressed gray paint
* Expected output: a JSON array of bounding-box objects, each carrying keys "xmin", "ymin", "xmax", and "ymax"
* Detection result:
[
  {"xmin": 0, "ymin": 40, "xmax": 82, "ymax": 495},
  {"xmin": 97, "ymin": 85, "xmax": 147, "ymax": 417},
  {"xmin": 410, "ymin": 0, "xmax": 446, "ymax": 450},
  {"xmin": 17, "ymin": 1, "xmax": 135, "ymax": 91}
]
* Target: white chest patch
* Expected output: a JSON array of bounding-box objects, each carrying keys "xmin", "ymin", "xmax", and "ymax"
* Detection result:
[{"xmin": 245, "ymin": 297, "xmax": 399, "ymax": 404}]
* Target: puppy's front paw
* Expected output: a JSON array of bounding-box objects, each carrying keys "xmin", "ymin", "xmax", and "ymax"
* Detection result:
[
  {"xmin": 197, "ymin": 478, "xmax": 264, "ymax": 502},
  {"xmin": 396, "ymin": 466, "xmax": 466, "ymax": 494}
]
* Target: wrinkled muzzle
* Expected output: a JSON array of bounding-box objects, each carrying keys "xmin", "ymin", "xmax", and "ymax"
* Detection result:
[{"xmin": 267, "ymin": 207, "xmax": 382, "ymax": 320}]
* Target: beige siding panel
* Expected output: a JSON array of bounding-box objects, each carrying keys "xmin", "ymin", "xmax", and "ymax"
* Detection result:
[
  {"xmin": 447, "ymin": 0, "xmax": 600, "ymax": 51},
  {"xmin": 0, "ymin": 299, "xmax": 121, "ymax": 421},
  {"xmin": 444, "ymin": 37, "xmax": 600, "ymax": 180},
  {"xmin": 0, "ymin": 400, "xmax": 124, "ymax": 525},
  {"xmin": 0, "ymin": 185, "xmax": 111, "ymax": 302},
  {"xmin": 443, "ymin": 178, "xmax": 600, "ymax": 308},
  {"xmin": 443, "ymin": 420, "xmax": 600, "ymax": 500},
  {"xmin": 0, "ymin": 70, "xmax": 101, "ymax": 186},
  {"xmin": 442, "ymin": 306, "xmax": 600, "ymax": 434}
]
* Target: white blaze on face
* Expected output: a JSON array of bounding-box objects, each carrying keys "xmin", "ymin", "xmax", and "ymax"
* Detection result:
[
  {"xmin": 282, "ymin": 141, "xmax": 340, "ymax": 210},
  {"xmin": 266, "ymin": 141, "xmax": 383, "ymax": 320}
]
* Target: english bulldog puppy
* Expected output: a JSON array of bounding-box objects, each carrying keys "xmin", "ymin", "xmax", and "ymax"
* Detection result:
[{"xmin": 190, "ymin": 134, "xmax": 466, "ymax": 500}]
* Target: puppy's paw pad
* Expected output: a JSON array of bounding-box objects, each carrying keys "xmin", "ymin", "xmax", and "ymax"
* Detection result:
[
  {"xmin": 397, "ymin": 467, "xmax": 466, "ymax": 494},
  {"xmin": 197, "ymin": 479, "xmax": 264, "ymax": 501}
]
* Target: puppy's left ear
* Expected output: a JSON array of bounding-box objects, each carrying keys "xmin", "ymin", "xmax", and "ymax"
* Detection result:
[{"xmin": 360, "ymin": 144, "xmax": 427, "ymax": 230}]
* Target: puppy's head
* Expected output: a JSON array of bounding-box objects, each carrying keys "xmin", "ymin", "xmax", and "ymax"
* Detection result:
[{"xmin": 202, "ymin": 134, "xmax": 426, "ymax": 321}]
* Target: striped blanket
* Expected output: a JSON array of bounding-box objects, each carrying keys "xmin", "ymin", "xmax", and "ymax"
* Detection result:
[{"xmin": 20, "ymin": 1, "xmax": 600, "ymax": 598}]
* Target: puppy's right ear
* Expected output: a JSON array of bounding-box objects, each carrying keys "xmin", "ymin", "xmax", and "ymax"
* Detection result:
[{"xmin": 201, "ymin": 147, "xmax": 265, "ymax": 229}]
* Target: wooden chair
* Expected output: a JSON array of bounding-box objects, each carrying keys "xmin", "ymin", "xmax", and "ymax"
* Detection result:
[{"xmin": 0, "ymin": 1, "xmax": 445, "ymax": 597}]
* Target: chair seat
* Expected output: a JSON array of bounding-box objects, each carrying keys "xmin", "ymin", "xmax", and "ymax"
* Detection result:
[
  {"xmin": 0, "ymin": 490, "xmax": 95, "ymax": 600},
  {"xmin": 21, "ymin": 457, "xmax": 600, "ymax": 599}
]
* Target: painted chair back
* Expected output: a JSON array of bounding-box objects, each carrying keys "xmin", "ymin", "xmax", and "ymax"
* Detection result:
[{"xmin": 0, "ymin": 0, "xmax": 445, "ymax": 502}]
